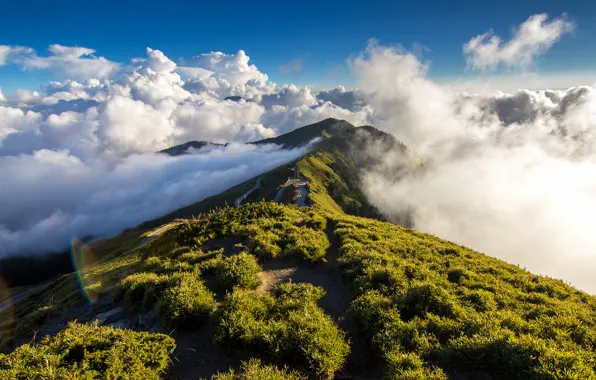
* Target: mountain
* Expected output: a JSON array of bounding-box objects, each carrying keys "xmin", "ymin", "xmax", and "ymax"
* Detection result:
[
  {"xmin": 160, "ymin": 117, "xmax": 354, "ymax": 156},
  {"xmin": 159, "ymin": 140, "xmax": 226, "ymax": 156},
  {"xmin": 2, "ymin": 119, "xmax": 596, "ymax": 379},
  {"xmin": 251, "ymin": 118, "xmax": 354, "ymax": 149}
]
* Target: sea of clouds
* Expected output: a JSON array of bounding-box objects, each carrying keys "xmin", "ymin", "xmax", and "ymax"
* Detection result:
[{"xmin": 2, "ymin": 13, "xmax": 596, "ymax": 291}]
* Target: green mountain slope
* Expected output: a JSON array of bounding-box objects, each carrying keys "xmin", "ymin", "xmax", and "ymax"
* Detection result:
[
  {"xmin": 2, "ymin": 119, "xmax": 595, "ymax": 380},
  {"xmin": 146, "ymin": 118, "xmax": 408, "ymax": 227}
]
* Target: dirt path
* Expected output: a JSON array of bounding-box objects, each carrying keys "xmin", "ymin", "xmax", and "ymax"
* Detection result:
[{"xmin": 323, "ymin": 220, "xmax": 383, "ymax": 380}]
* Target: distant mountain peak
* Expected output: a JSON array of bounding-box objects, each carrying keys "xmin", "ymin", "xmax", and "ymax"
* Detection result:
[{"xmin": 159, "ymin": 141, "xmax": 225, "ymax": 156}]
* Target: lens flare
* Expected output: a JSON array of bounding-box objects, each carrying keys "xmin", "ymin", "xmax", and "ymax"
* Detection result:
[{"xmin": 70, "ymin": 238, "xmax": 102, "ymax": 304}]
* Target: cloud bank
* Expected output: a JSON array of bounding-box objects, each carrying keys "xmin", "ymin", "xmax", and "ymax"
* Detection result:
[{"xmin": 0, "ymin": 143, "xmax": 309, "ymax": 257}]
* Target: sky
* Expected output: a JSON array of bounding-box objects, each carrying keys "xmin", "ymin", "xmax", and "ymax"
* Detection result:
[{"xmin": 1, "ymin": 0, "xmax": 596, "ymax": 92}]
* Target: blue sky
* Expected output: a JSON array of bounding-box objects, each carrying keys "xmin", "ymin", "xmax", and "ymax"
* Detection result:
[{"xmin": 1, "ymin": 0, "xmax": 595, "ymax": 92}]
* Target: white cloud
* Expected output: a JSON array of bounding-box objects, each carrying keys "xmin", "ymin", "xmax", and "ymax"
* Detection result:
[
  {"xmin": 0, "ymin": 45, "xmax": 375, "ymax": 257},
  {"xmin": 0, "ymin": 45, "xmax": 33, "ymax": 66},
  {"xmin": 0, "ymin": 143, "xmax": 309, "ymax": 257},
  {"xmin": 180, "ymin": 50, "xmax": 276, "ymax": 100},
  {"xmin": 0, "ymin": 46, "xmax": 371, "ymax": 160},
  {"xmin": 260, "ymin": 85, "xmax": 318, "ymax": 109},
  {"xmin": 317, "ymin": 86, "xmax": 368, "ymax": 112},
  {"xmin": 463, "ymin": 13, "xmax": 574, "ymax": 70},
  {"xmin": 9, "ymin": 44, "xmax": 120, "ymax": 80},
  {"xmin": 180, "ymin": 50, "xmax": 268, "ymax": 87}
]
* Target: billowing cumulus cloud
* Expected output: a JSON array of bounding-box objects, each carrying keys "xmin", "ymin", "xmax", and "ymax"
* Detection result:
[
  {"xmin": 464, "ymin": 13, "xmax": 574, "ymax": 70},
  {"xmin": 0, "ymin": 47, "xmax": 368, "ymax": 160}
]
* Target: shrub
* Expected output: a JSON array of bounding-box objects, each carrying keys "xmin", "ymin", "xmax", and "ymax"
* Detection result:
[
  {"xmin": 282, "ymin": 226, "xmax": 330, "ymax": 262},
  {"xmin": 446, "ymin": 268, "xmax": 468, "ymax": 284},
  {"xmin": 399, "ymin": 283, "xmax": 458, "ymax": 320},
  {"xmin": 117, "ymin": 272, "xmax": 172, "ymax": 310},
  {"xmin": 385, "ymin": 350, "xmax": 447, "ymax": 380},
  {"xmin": 212, "ymin": 358, "xmax": 304, "ymax": 380},
  {"xmin": 464, "ymin": 289, "xmax": 497, "ymax": 312},
  {"xmin": 157, "ymin": 272, "xmax": 215, "ymax": 328},
  {"xmin": 216, "ymin": 252, "xmax": 262, "ymax": 291},
  {"xmin": 242, "ymin": 226, "xmax": 283, "ymax": 259},
  {"xmin": 194, "ymin": 253, "xmax": 225, "ymax": 274},
  {"xmin": 0, "ymin": 322, "xmax": 175, "ymax": 379},
  {"xmin": 216, "ymin": 283, "xmax": 349, "ymax": 378},
  {"xmin": 350, "ymin": 290, "xmax": 393, "ymax": 337}
]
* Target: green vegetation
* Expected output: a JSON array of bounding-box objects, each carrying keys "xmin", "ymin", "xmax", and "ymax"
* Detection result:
[
  {"xmin": 215, "ymin": 282, "xmax": 350, "ymax": 379},
  {"xmin": 212, "ymin": 358, "xmax": 304, "ymax": 380},
  {"xmin": 216, "ymin": 252, "xmax": 262, "ymax": 291},
  {"xmin": 156, "ymin": 272, "xmax": 215, "ymax": 327},
  {"xmin": 334, "ymin": 214, "xmax": 596, "ymax": 379},
  {"xmin": 0, "ymin": 322, "xmax": 175, "ymax": 379}
]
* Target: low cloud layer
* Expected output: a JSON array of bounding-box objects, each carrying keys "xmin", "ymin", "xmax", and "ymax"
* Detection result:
[{"xmin": 0, "ymin": 143, "xmax": 308, "ymax": 256}]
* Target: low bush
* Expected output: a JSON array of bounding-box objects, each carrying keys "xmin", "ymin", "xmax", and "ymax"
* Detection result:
[
  {"xmin": 282, "ymin": 226, "xmax": 329, "ymax": 262},
  {"xmin": 385, "ymin": 350, "xmax": 447, "ymax": 380},
  {"xmin": 216, "ymin": 283, "xmax": 349, "ymax": 378},
  {"xmin": 0, "ymin": 322, "xmax": 175, "ymax": 379},
  {"xmin": 212, "ymin": 358, "xmax": 304, "ymax": 380},
  {"xmin": 216, "ymin": 252, "xmax": 262, "ymax": 291},
  {"xmin": 157, "ymin": 272, "xmax": 215, "ymax": 328},
  {"xmin": 116, "ymin": 271, "xmax": 172, "ymax": 310}
]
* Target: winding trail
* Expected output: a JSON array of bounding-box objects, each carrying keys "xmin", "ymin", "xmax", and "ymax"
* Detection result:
[{"xmin": 234, "ymin": 178, "xmax": 262, "ymax": 208}]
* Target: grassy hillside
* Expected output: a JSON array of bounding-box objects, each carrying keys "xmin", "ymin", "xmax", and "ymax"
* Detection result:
[
  {"xmin": 2, "ymin": 120, "xmax": 595, "ymax": 379},
  {"xmin": 3, "ymin": 202, "xmax": 596, "ymax": 379}
]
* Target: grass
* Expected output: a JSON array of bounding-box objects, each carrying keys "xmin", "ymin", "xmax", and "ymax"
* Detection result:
[
  {"xmin": 333, "ymin": 213, "xmax": 596, "ymax": 379},
  {"xmin": 156, "ymin": 272, "xmax": 215, "ymax": 328},
  {"xmin": 216, "ymin": 252, "xmax": 262, "ymax": 291},
  {"xmin": 0, "ymin": 322, "xmax": 175, "ymax": 379},
  {"xmin": 215, "ymin": 283, "xmax": 350, "ymax": 379},
  {"xmin": 212, "ymin": 358, "xmax": 304, "ymax": 380}
]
